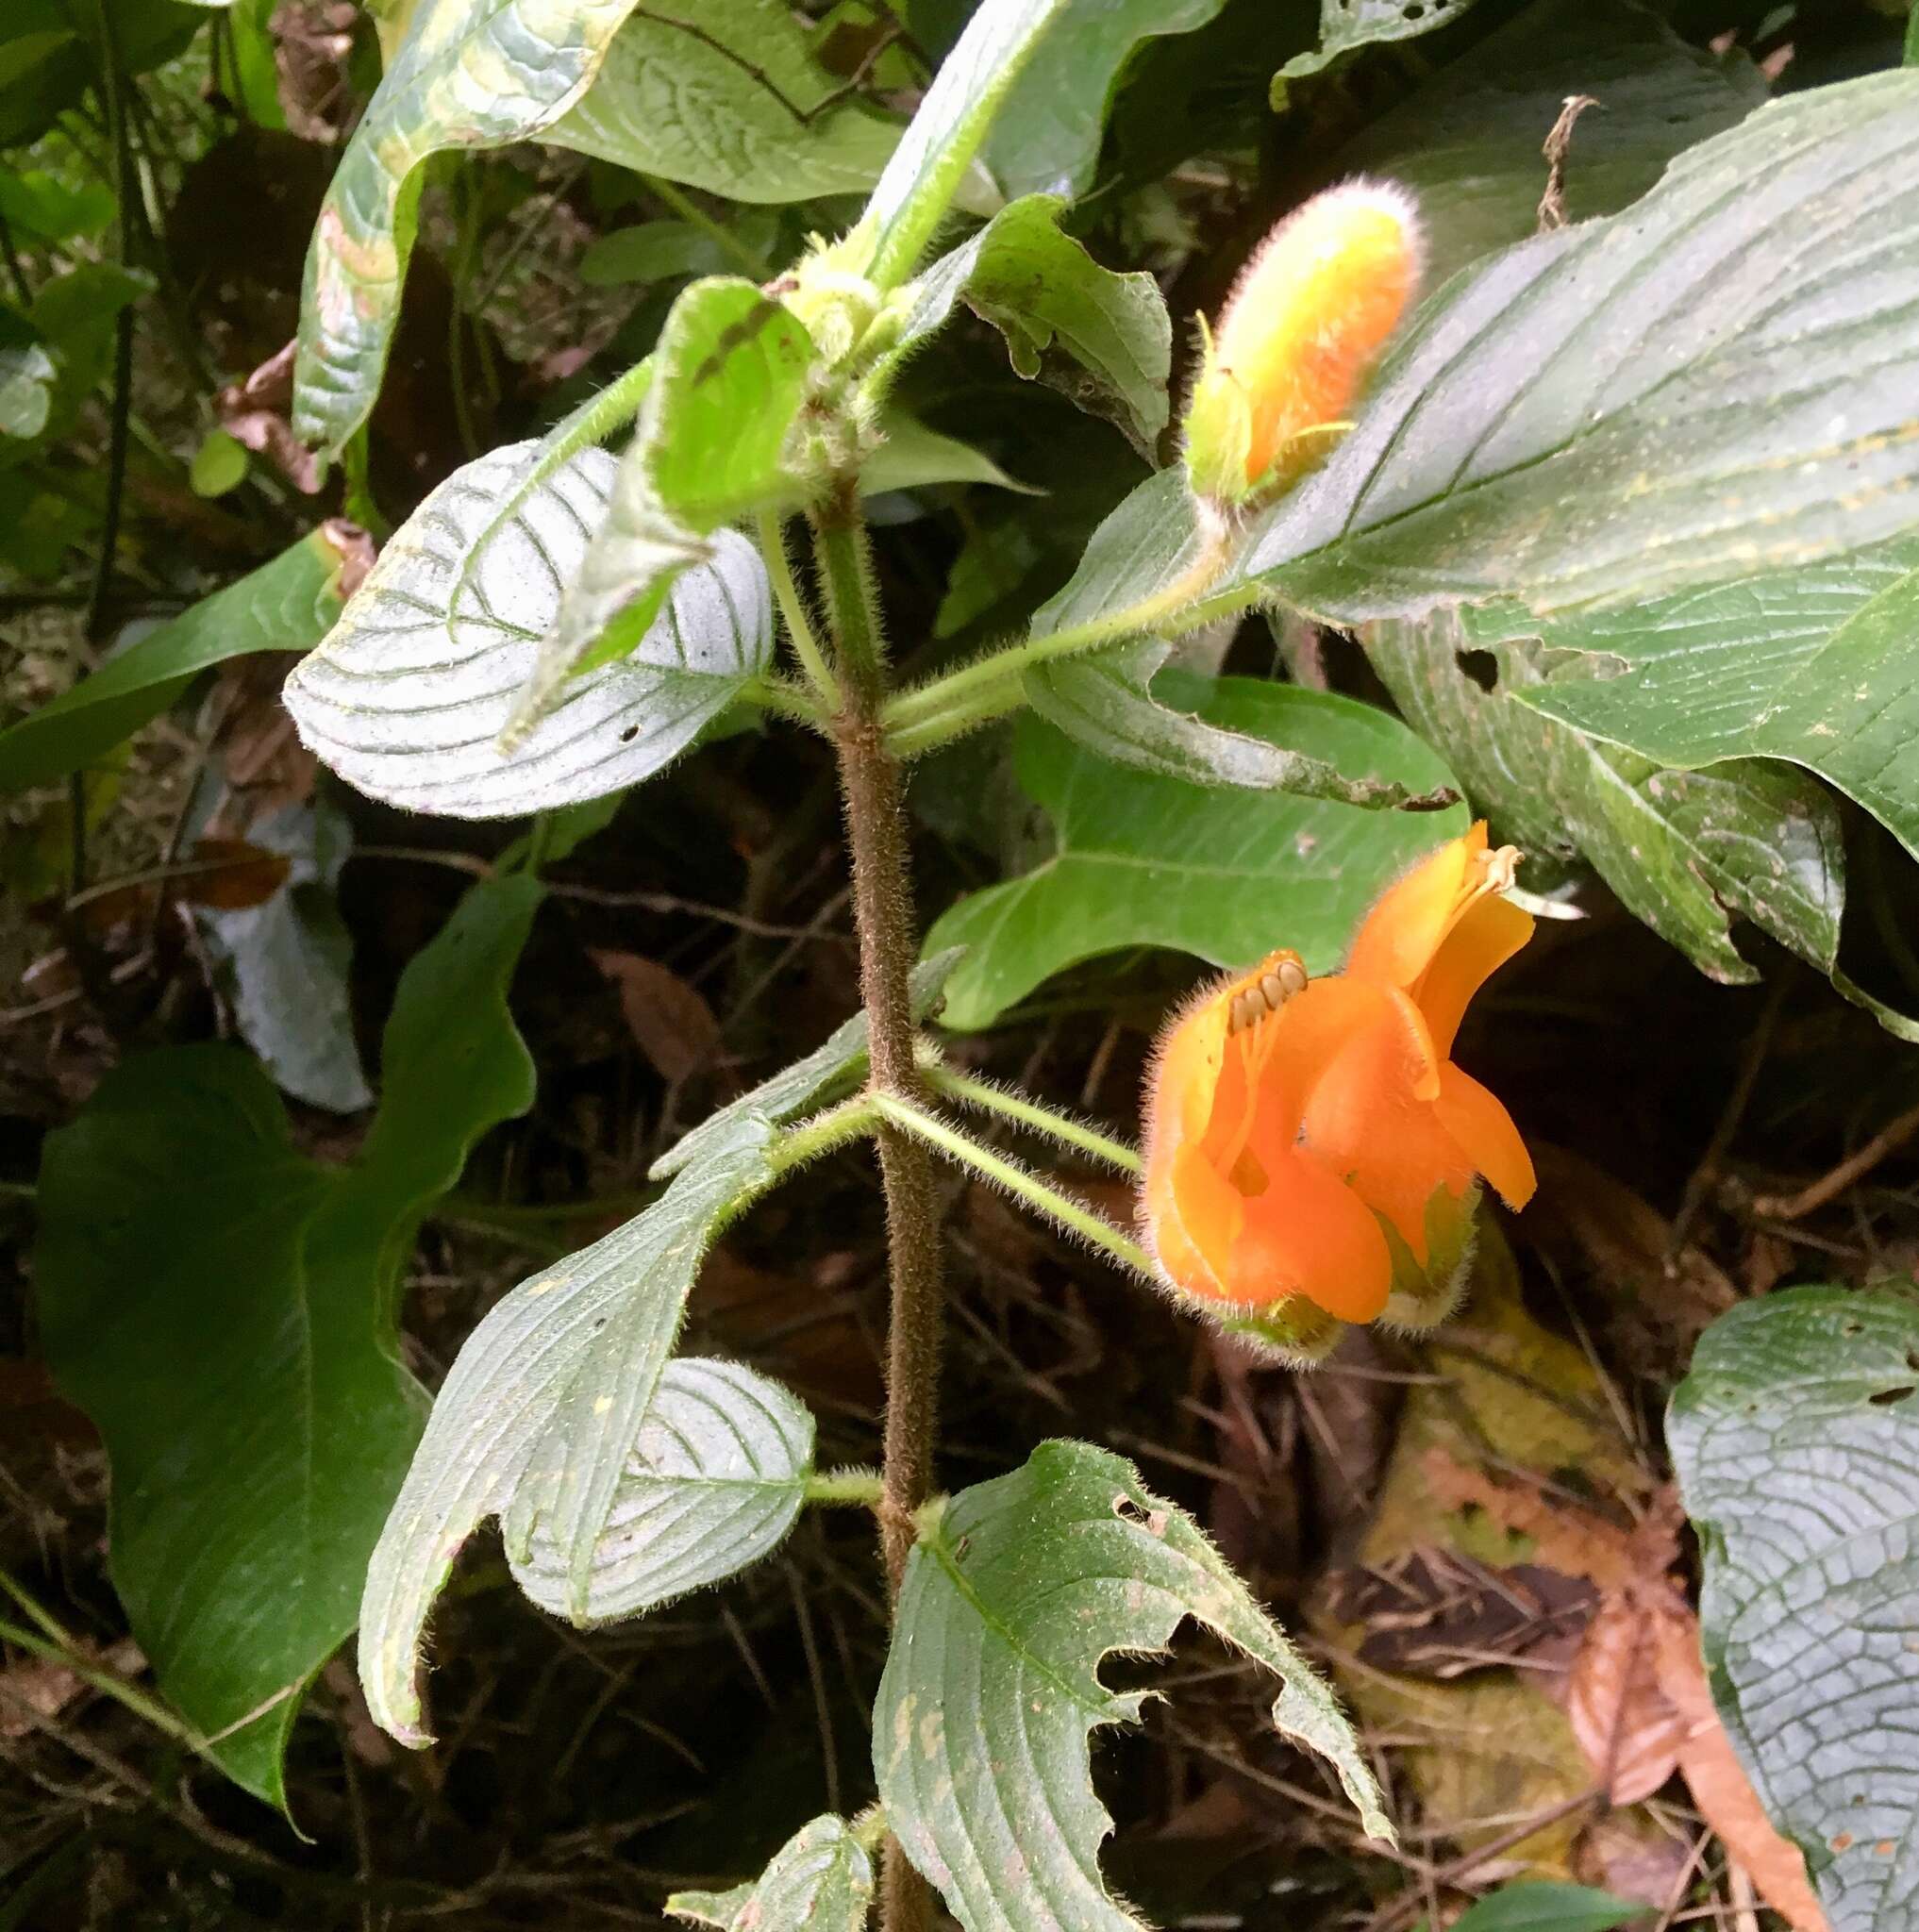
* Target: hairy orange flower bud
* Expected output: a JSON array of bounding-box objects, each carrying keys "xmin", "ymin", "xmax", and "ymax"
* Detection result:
[
  {"xmin": 1139, "ymin": 824, "xmax": 1533, "ymax": 1363},
  {"xmin": 1184, "ymin": 178, "xmax": 1423, "ymax": 506}
]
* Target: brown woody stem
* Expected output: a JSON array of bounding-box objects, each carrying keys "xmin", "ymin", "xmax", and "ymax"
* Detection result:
[{"xmin": 811, "ymin": 481, "xmax": 942, "ymax": 1932}]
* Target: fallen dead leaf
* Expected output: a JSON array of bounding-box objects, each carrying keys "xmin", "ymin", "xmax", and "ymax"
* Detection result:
[
  {"xmin": 1563, "ymin": 1589, "xmax": 1689, "ymax": 1805},
  {"xmin": 217, "ymin": 341, "xmax": 322, "ymax": 494},
  {"xmin": 176, "ymin": 837, "xmax": 293, "ymax": 911},
  {"xmin": 590, "ymin": 950, "xmax": 723, "ymax": 1085},
  {"xmin": 1653, "ymin": 1607, "xmax": 1830, "ymax": 1932}
]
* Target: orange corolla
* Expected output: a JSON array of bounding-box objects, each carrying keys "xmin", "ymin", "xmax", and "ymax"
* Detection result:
[{"xmin": 1140, "ymin": 825, "xmax": 1535, "ymax": 1356}]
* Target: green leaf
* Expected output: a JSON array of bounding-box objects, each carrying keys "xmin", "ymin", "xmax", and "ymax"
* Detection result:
[
  {"xmin": 668, "ymin": 1814, "xmax": 876, "ymax": 1931},
  {"xmin": 508, "ymin": 280, "xmax": 808, "ymax": 739},
  {"xmin": 282, "ymin": 442, "xmax": 773, "ymax": 818},
  {"xmin": 291, "ymin": 0, "xmax": 645, "ymax": 458},
  {"xmin": 1278, "ymin": 0, "xmax": 1483, "ymax": 83},
  {"xmin": 359, "ymin": 1112, "xmax": 777, "ymax": 1740},
  {"xmin": 0, "ymin": 315, "xmax": 56, "ymax": 440},
  {"xmin": 189, "ymin": 425, "xmax": 249, "ymax": 498},
  {"xmin": 1668, "ymin": 1285, "xmax": 1919, "ymax": 1932},
  {"xmin": 35, "ymin": 874, "xmax": 542, "ymax": 1804},
  {"xmin": 509, "ymin": 1357, "xmax": 812, "ymax": 1626},
  {"xmin": 1235, "ymin": 73, "xmax": 1919, "ymax": 622},
  {"xmin": 1327, "ymin": 0, "xmax": 1765, "ymax": 291},
  {"xmin": 552, "ymin": 0, "xmax": 901, "ymax": 204},
  {"xmin": 1028, "ymin": 639, "xmax": 1454, "ymax": 809},
  {"xmin": 973, "ymin": 0, "xmax": 1228, "ymax": 204},
  {"xmin": 0, "ymin": 525, "xmax": 360, "ymax": 794},
  {"xmin": 1512, "ymin": 541, "xmax": 1919, "ymax": 863},
  {"xmin": 876, "ymin": 1440, "xmax": 1391, "ymax": 1932},
  {"xmin": 1448, "ymin": 1884, "xmax": 1649, "ymax": 1932},
  {"xmin": 863, "ymin": 414, "xmax": 1035, "ymax": 496},
  {"xmin": 0, "ymin": 1, "xmax": 204, "ymax": 147},
  {"xmin": 0, "ymin": 166, "xmax": 115, "ymax": 243},
  {"xmin": 893, "ymin": 194, "xmax": 1172, "ymax": 451},
  {"xmin": 577, "ymin": 220, "xmax": 733, "ymax": 288},
  {"xmin": 1362, "ymin": 607, "xmax": 1860, "ymax": 995},
  {"xmin": 923, "ymin": 675, "xmax": 1466, "ymax": 1030},
  {"xmin": 860, "ymin": 0, "xmax": 1072, "ymax": 289},
  {"xmin": 190, "ymin": 791, "xmax": 372, "ymax": 1114},
  {"xmin": 650, "ymin": 948, "xmax": 962, "ymax": 1180}
]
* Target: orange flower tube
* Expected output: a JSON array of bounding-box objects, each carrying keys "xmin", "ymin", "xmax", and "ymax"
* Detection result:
[
  {"xmin": 1184, "ymin": 178, "xmax": 1423, "ymax": 507},
  {"xmin": 1140, "ymin": 825, "xmax": 1534, "ymax": 1361}
]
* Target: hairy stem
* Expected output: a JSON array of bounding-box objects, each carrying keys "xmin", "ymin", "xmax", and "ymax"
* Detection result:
[{"xmin": 813, "ymin": 485, "xmax": 942, "ymax": 1932}]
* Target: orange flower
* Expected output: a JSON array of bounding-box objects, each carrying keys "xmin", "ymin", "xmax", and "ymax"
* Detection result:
[
  {"xmin": 1184, "ymin": 178, "xmax": 1423, "ymax": 506},
  {"xmin": 1140, "ymin": 825, "xmax": 1534, "ymax": 1358}
]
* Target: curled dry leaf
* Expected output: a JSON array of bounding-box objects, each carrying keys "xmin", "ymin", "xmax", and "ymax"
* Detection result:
[
  {"xmin": 177, "ymin": 838, "xmax": 294, "ymax": 911},
  {"xmin": 218, "ymin": 341, "xmax": 322, "ymax": 493}
]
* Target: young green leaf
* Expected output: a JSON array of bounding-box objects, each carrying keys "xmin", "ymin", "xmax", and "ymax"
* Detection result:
[
  {"xmin": 889, "ymin": 194, "xmax": 1173, "ymax": 450},
  {"xmin": 922, "ymin": 677, "xmax": 1465, "ymax": 1030},
  {"xmin": 1669, "ymin": 1285, "xmax": 1919, "ymax": 1932},
  {"xmin": 650, "ymin": 948, "xmax": 962, "ymax": 1180},
  {"xmin": 0, "ymin": 525, "xmax": 362, "ymax": 794},
  {"xmin": 34, "ymin": 874, "xmax": 542, "ymax": 1805},
  {"xmin": 292, "ymin": 0, "xmax": 646, "ymax": 458},
  {"xmin": 875, "ymin": 1440, "xmax": 1391, "ymax": 1932},
  {"xmin": 1237, "ymin": 72, "xmax": 1919, "ymax": 620},
  {"xmin": 862, "ymin": 414, "xmax": 1035, "ymax": 497},
  {"xmin": 970, "ymin": 0, "xmax": 1228, "ymax": 205},
  {"xmin": 507, "ymin": 279, "xmax": 809, "ymax": 739},
  {"xmin": 509, "ymin": 1358, "xmax": 812, "ymax": 1626},
  {"xmin": 1028, "ymin": 643, "xmax": 1452, "ymax": 809},
  {"xmin": 283, "ymin": 442, "xmax": 772, "ymax": 818},
  {"xmin": 359, "ymin": 1113, "xmax": 778, "ymax": 1742},
  {"xmin": 859, "ymin": 0, "xmax": 1073, "ymax": 289},
  {"xmin": 1513, "ymin": 541, "xmax": 1919, "ymax": 863},
  {"xmin": 1448, "ymin": 1884, "xmax": 1649, "ymax": 1932},
  {"xmin": 1328, "ymin": 0, "xmax": 1765, "ymax": 290},
  {"xmin": 668, "ymin": 1814, "xmax": 876, "ymax": 1932},
  {"xmin": 552, "ymin": 0, "xmax": 901, "ymax": 203},
  {"xmin": 1361, "ymin": 606, "xmax": 1919, "ymax": 1038},
  {"xmin": 1278, "ymin": 0, "xmax": 1483, "ymax": 83}
]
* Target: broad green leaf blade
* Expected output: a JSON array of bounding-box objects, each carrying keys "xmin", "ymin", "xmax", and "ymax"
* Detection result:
[
  {"xmin": 1278, "ymin": 0, "xmax": 1483, "ymax": 82},
  {"xmin": 1027, "ymin": 641, "xmax": 1452, "ymax": 809},
  {"xmin": 974, "ymin": 0, "xmax": 1227, "ymax": 205},
  {"xmin": 1669, "ymin": 1286, "xmax": 1919, "ymax": 1932},
  {"xmin": 35, "ymin": 874, "xmax": 541, "ymax": 1804},
  {"xmin": 923, "ymin": 675, "xmax": 1465, "ymax": 1031},
  {"xmin": 863, "ymin": 414, "xmax": 1036, "ymax": 497},
  {"xmin": 509, "ymin": 280, "xmax": 808, "ymax": 737},
  {"xmin": 668, "ymin": 1814, "xmax": 876, "ymax": 1931},
  {"xmin": 0, "ymin": 317, "xmax": 55, "ymax": 438},
  {"xmin": 892, "ymin": 194, "xmax": 1172, "ymax": 450},
  {"xmin": 650, "ymin": 948, "xmax": 962, "ymax": 1179},
  {"xmin": 876, "ymin": 1440, "xmax": 1390, "ymax": 1932},
  {"xmin": 860, "ymin": 0, "xmax": 1070, "ymax": 289},
  {"xmin": 509, "ymin": 1358, "xmax": 812, "ymax": 1626},
  {"xmin": 552, "ymin": 0, "xmax": 901, "ymax": 203},
  {"xmin": 1513, "ymin": 544, "xmax": 1919, "ymax": 862},
  {"xmin": 283, "ymin": 443, "xmax": 772, "ymax": 818},
  {"xmin": 292, "ymin": 0, "xmax": 644, "ymax": 458},
  {"xmin": 0, "ymin": 525, "xmax": 361, "ymax": 793},
  {"xmin": 1328, "ymin": 0, "xmax": 1765, "ymax": 291},
  {"xmin": 359, "ymin": 1115, "xmax": 776, "ymax": 1742},
  {"xmin": 1449, "ymin": 1884, "xmax": 1649, "ymax": 1932},
  {"xmin": 190, "ymin": 792, "xmax": 371, "ymax": 1114},
  {"xmin": 1359, "ymin": 608, "xmax": 1917, "ymax": 1038},
  {"xmin": 1236, "ymin": 73, "xmax": 1919, "ymax": 621}
]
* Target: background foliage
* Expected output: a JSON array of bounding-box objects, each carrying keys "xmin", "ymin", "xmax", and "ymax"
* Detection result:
[{"xmin": 5, "ymin": 2, "xmax": 1919, "ymax": 1929}]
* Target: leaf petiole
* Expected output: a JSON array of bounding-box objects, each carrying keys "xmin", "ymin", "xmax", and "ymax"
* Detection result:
[
  {"xmin": 757, "ymin": 508, "xmax": 842, "ymax": 711},
  {"xmin": 871, "ymin": 1093, "xmax": 1153, "ymax": 1277},
  {"xmin": 916, "ymin": 1053, "xmax": 1143, "ymax": 1175}
]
